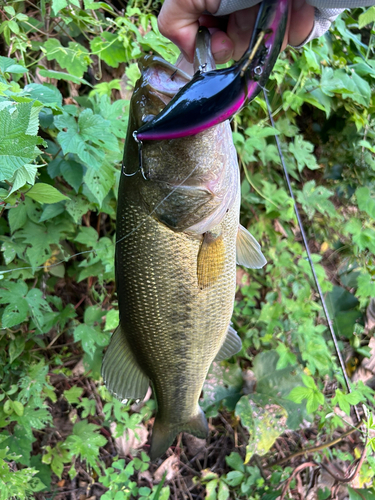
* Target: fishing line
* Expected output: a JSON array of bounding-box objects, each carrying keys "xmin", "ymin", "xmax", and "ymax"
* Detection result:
[
  {"xmin": 0, "ymin": 250, "xmax": 95, "ymax": 277},
  {"xmin": 263, "ymin": 88, "xmax": 362, "ymax": 424}
]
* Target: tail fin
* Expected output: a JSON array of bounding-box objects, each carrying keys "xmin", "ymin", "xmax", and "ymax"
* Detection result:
[{"xmin": 150, "ymin": 407, "xmax": 208, "ymax": 461}]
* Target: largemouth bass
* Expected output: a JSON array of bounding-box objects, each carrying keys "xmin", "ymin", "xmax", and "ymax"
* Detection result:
[{"xmin": 102, "ymin": 28, "xmax": 266, "ymax": 460}]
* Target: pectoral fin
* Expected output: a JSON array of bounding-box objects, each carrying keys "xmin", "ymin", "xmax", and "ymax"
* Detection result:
[
  {"xmin": 197, "ymin": 231, "xmax": 225, "ymax": 289},
  {"xmin": 101, "ymin": 325, "xmax": 149, "ymax": 402},
  {"xmin": 214, "ymin": 324, "xmax": 242, "ymax": 361},
  {"xmin": 236, "ymin": 224, "xmax": 267, "ymax": 269}
]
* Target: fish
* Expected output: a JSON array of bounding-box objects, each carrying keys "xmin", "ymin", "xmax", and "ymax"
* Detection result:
[
  {"xmin": 134, "ymin": 0, "xmax": 289, "ymax": 141},
  {"xmin": 102, "ymin": 27, "xmax": 267, "ymax": 461}
]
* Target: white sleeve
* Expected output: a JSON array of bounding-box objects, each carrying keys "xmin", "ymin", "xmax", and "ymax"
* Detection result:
[
  {"xmin": 214, "ymin": 1, "xmax": 373, "ymax": 46},
  {"xmin": 215, "ymin": 0, "xmax": 375, "ymax": 14}
]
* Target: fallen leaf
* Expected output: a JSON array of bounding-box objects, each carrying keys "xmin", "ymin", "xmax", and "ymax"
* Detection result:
[
  {"xmin": 183, "ymin": 433, "xmax": 205, "ymax": 458},
  {"xmin": 72, "ymin": 359, "xmax": 85, "ymax": 376},
  {"xmin": 110, "ymin": 422, "xmax": 148, "ymax": 456},
  {"xmin": 154, "ymin": 455, "xmax": 179, "ymax": 483}
]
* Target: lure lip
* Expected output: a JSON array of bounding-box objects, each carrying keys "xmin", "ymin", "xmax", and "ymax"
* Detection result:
[{"xmin": 135, "ymin": 0, "xmax": 289, "ymax": 142}]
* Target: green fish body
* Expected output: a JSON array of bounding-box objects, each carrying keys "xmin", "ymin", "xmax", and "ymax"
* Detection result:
[{"xmin": 102, "ymin": 29, "xmax": 266, "ymax": 460}]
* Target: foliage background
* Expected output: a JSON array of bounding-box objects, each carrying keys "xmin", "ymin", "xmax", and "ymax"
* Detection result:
[{"xmin": 0, "ymin": 1, "xmax": 375, "ymax": 499}]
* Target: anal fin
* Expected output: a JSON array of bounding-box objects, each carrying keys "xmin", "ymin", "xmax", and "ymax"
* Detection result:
[
  {"xmin": 197, "ymin": 231, "xmax": 225, "ymax": 289},
  {"xmin": 214, "ymin": 324, "xmax": 242, "ymax": 361},
  {"xmin": 236, "ymin": 224, "xmax": 267, "ymax": 269},
  {"xmin": 101, "ymin": 325, "xmax": 149, "ymax": 402}
]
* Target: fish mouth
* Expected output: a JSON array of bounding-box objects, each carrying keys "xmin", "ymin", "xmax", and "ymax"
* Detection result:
[{"xmin": 138, "ymin": 27, "xmax": 215, "ymax": 110}]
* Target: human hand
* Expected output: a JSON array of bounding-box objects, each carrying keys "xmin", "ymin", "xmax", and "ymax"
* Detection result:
[{"xmin": 158, "ymin": 0, "xmax": 315, "ymax": 63}]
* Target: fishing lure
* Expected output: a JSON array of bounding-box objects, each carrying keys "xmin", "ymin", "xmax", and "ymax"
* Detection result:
[{"xmin": 134, "ymin": 0, "xmax": 289, "ymax": 142}]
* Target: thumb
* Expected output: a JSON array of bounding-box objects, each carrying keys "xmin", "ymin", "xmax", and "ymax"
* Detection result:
[{"xmin": 158, "ymin": 0, "xmax": 220, "ymax": 62}]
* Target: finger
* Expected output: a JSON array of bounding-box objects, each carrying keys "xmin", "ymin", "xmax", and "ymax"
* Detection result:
[
  {"xmin": 226, "ymin": 6, "xmax": 259, "ymax": 61},
  {"xmin": 281, "ymin": 1, "xmax": 292, "ymax": 51},
  {"xmin": 210, "ymin": 30, "xmax": 234, "ymax": 63},
  {"xmin": 158, "ymin": 0, "xmax": 220, "ymax": 62},
  {"xmin": 287, "ymin": 0, "xmax": 315, "ymax": 47}
]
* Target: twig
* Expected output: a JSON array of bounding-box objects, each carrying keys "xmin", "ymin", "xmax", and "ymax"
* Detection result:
[
  {"xmin": 280, "ymin": 462, "xmax": 317, "ymax": 500},
  {"xmin": 317, "ymin": 438, "xmax": 368, "ymax": 484},
  {"xmin": 270, "ymin": 420, "xmax": 363, "ymax": 466}
]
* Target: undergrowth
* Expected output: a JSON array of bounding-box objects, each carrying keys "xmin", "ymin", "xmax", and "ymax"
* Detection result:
[{"xmin": 0, "ymin": 1, "xmax": 375, "ymax": 499}]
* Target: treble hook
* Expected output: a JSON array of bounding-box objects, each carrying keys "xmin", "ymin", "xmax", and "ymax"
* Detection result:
[{"xmin": 123, "ymin": 132, "xmax": 148, "ymax": 181}]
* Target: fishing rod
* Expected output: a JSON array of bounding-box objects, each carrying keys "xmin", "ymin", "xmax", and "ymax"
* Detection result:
[{"xmin": 263, "ymin": 88, "xmax": 362, "ymax": 425}]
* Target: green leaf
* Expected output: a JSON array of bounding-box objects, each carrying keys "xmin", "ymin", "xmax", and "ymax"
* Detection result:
[
  {"xmin": 321, "ymin": 67, "xmax": 371, "ymax": 107},
  {"xmin": 289, "ymin": 136, "xmax": 319, "ymax": 172},
  {"xmin": 0, "ymin": 56, "xmax": 28, "ymax": 75},
  {"xmin": 44, "ymin": 39, "xmax": 92, "ymax": 78},
  {"xmin": 84, "ymin": 162, "xmax": 115, "ymax": 206},
  {"xmin": 235, "ymin": 396, "xmax": 288, "ymax": 462},
  {"xmin": 357, "ymin": 274, "xmax": 375, "ymax": 301},
  {"xmin": 0, "ymin": 102, "xmax": 44, "ymax": 182},
  {"xmin": 356, "ymin": 186, "xmax": 375, "ymax": 218},
  {"xmin": 60, "ymin": 159, "xmax": 84, "ymax": 192},
  {"xmin": 63, "ymin": 420, "xmax": 107, "ymax": 469},
  {"xmin": 4, "ymin": 6, "xmax": 16, "ymax": 16},
  {"xmin": 74, "ymin": 324, "xmax": 109, "ymax": 359},
  {"xmin": 55, "ymin": 109, "xmax": 120, "ymax": 170},
  {"xmin": 17, "ymin": 218, "xmax": 74, "ymax": 270},
  {"xmin": 38, "ymin": 67, "xmax": 91, "ymax": 86},
  {"xmin": 0, "ymin": 280, "xmax": 29, "ymax": 328},
  {"xmin": 8, "ymin": 21, "xmax": 20, "ymax": 35},
  {"xmin": 332, "ymin": 389, "xmax": 363, "ymax": 416},
  {"xmin": 288, "ymin": 375, "xmax": 324, "ymax": 413},
  {"xmin": 12, "ymin": 401, "xmax": 24, "ymax": 417},
  {"xmin": 9, "ymin": 336, "xmax": 26, "ymax": 363},
  {"xmin": 64, "ymin": 387, "xmax": 84, "ymax": 405},
  {"xmin": 218, "ymin": 481, "xmax": 229, "ymax": 500},
  {"xmin": 358, "ymin": 6, "xmax": 375, "ymax": 28},
  {"xmin": 24, "ymin": 83, "xmax": 63, "ymax": 109},
  {"xmin": 8, "ymin": 164, "xmax": 38, "ymax": 196},
  {"xmin": 104, "ymin": 309, "xmax": 119, "ymax": 331},
  {"xmin": 25, "ymin": 183, "xmax": 69, "ymax": 204},
  {"xmin": 39, "ymin": 201, "xmax": 66, "ymax": 222},
  {"xmin": 275, "ymin": 343, "xmax": 297, "ymax": 369},
  {"xmin": 25, "ymin": 288, "xmax": 52, "ymax": 330},
  {"xmin": 51, "ymin": 0, "xmax": 80, "ymax": 15},
  {"xmin": 51, "ymin": 0, "xmax": 67, "ymax": 14},
  {"xmin": 347, "ymin": 487, "xmax": 375, "ymax": 500},
  {"xmin": 296, "ymin": 180, "xmax": 336, "ymax": 220},
  {"xmin": 250, "ymin": 351, "xmax": 307, "ymax": 429},
  {"xmin": 225, "ymin": 452, "xmax": 245, "ymax": 473},
  {"xmin": 90, "ymin": 32, "xmax": 127, "ymax": 68},
  {"xmin": 65, "ymin": 195, "xmax": 91, "ymax": 223},
  {"xmin": 8, "ymin": 202, "xmax": 28, "ymax": 233}
]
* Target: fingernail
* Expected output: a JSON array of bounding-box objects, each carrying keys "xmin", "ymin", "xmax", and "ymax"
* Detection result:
[{"xmin": 213, "ymin": 48, "xmax": 234, "ymax": 63}]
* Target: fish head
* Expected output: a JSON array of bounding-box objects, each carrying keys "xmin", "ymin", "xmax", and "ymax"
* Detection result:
[
  {"xmin": 123, "ymin": 28, "xmax": 239, "ymax": 235},
  {"xmin": 130, "ymin": 26, "xmax": 215, "ymax": 134}
]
